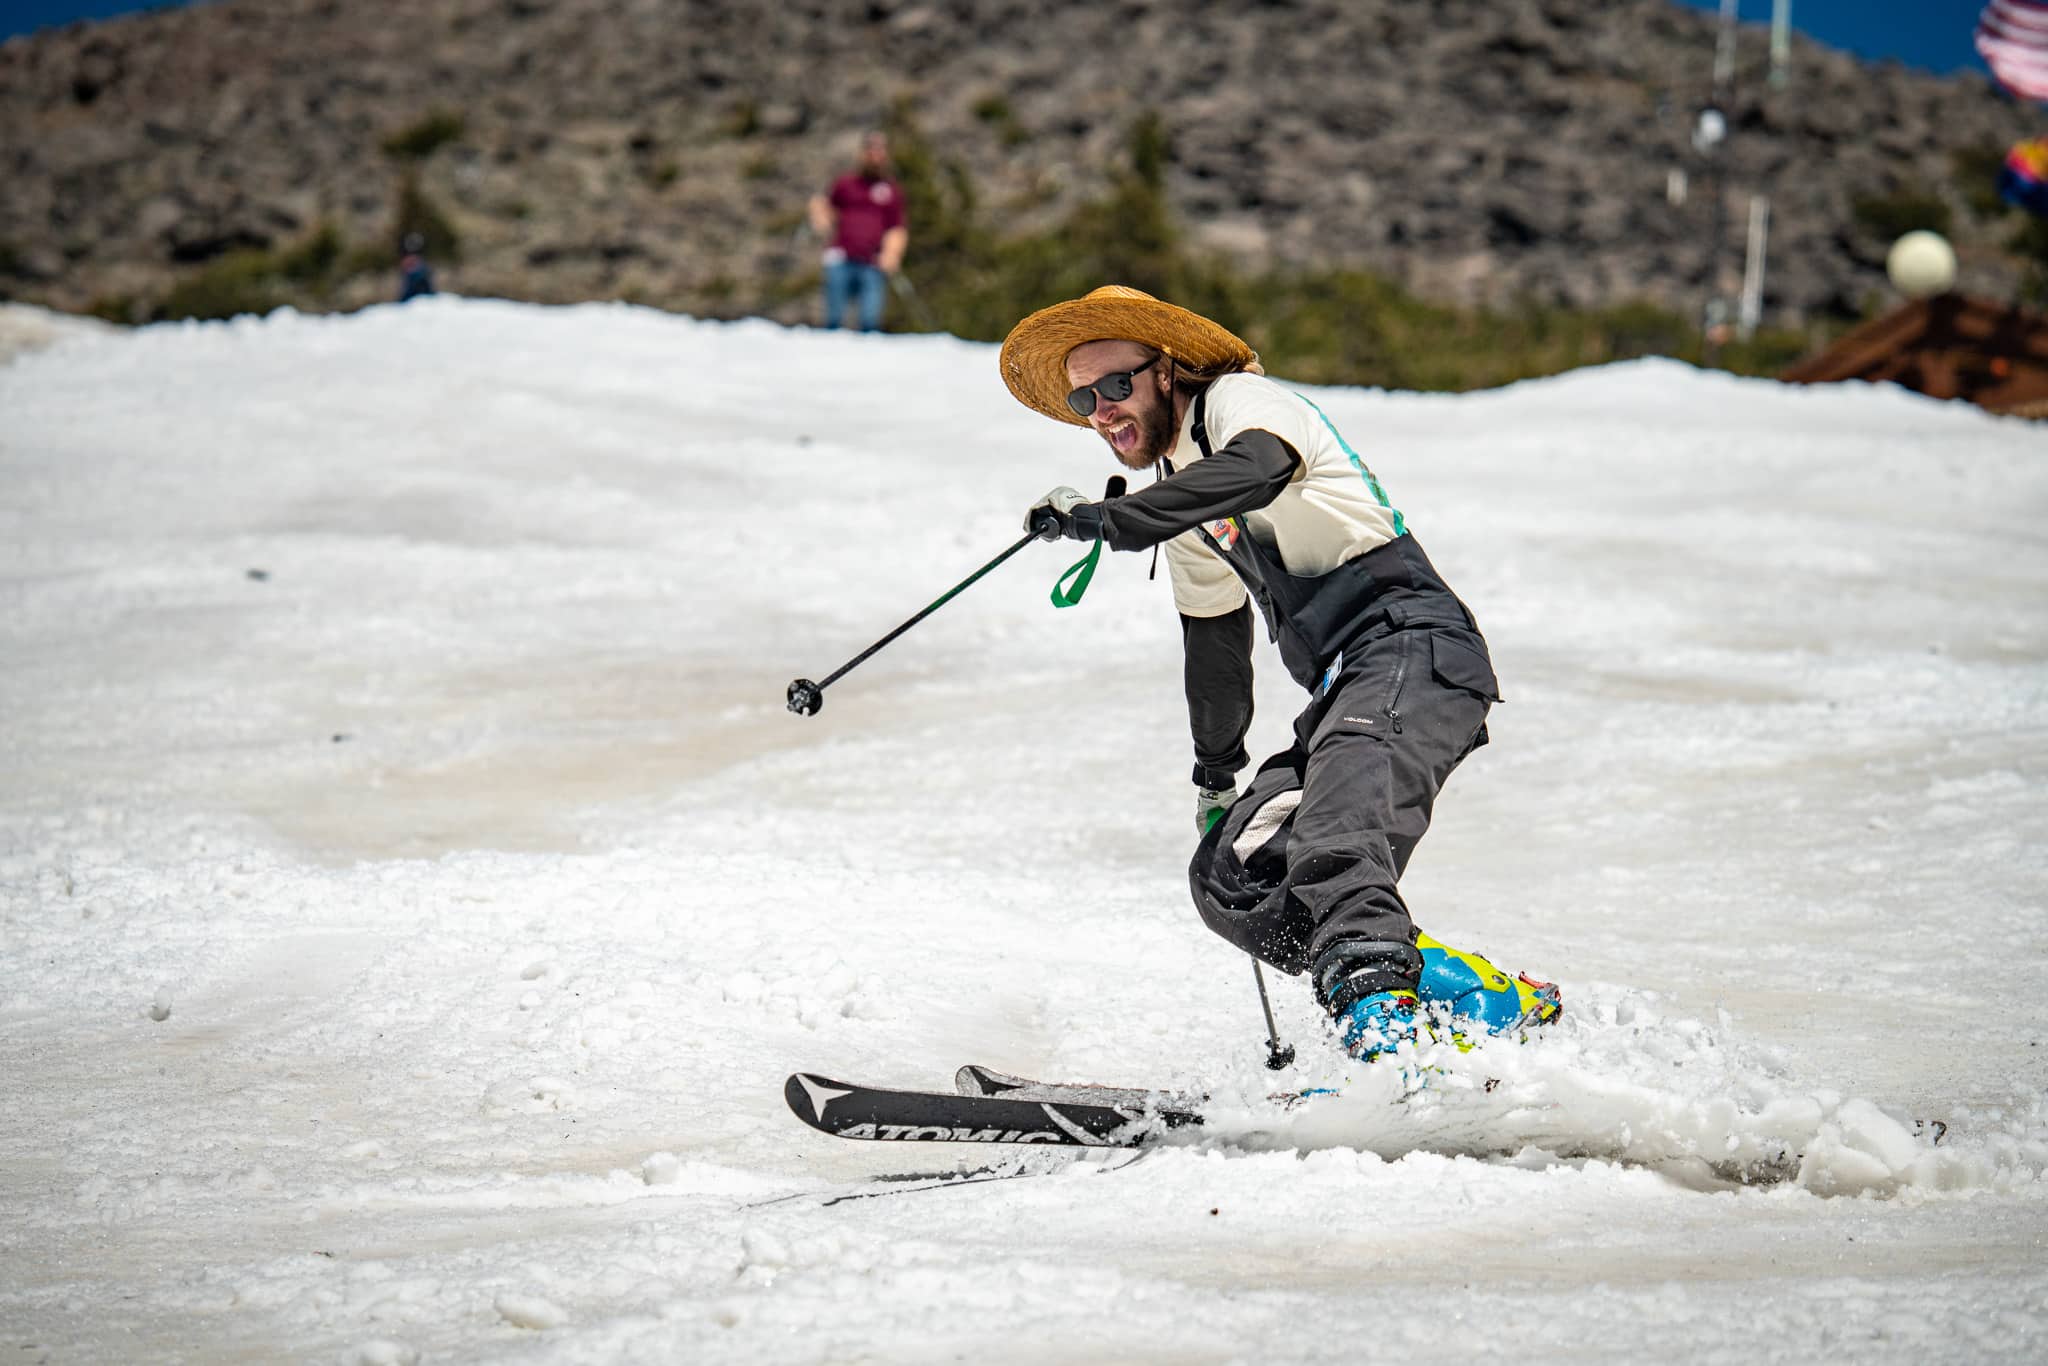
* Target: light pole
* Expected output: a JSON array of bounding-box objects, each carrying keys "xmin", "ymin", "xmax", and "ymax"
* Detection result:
[
  {"xmin": 1695, "ymin": 102, "xmax": 1729, "ymax": 363},
  {"xmin": 1770, "ymin": 0, "xmax": 1792, "ymax": 91},
  {"xmin": 1698, "ymin": 0, "xmax": 1740, "ymax": 364}
]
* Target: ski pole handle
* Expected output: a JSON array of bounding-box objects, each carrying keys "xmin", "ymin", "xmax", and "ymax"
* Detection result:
[{"xmin": 1030, "ymin": 474, "xmax": 1121, "ymax": 543}]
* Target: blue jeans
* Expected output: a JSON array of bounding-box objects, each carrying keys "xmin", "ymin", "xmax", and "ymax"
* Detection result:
[{"xmin": 823, "ymin": 259, "xmax": 887, "ymax": 332}]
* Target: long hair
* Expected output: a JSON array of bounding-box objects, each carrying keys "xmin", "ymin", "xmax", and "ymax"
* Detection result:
[{"xmin": 1166, "ymin": 352, "xmax": 1263, "ymax": 398}]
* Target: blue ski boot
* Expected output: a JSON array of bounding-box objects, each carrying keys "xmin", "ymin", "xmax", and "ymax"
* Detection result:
[
  {"xmin": 1415, "ymin": 932, "xmax": 1562, "ymax": 1046},
  {"xmin": 1335, "ymin": 989, "xmax": 1420, "ymax": 1061}
]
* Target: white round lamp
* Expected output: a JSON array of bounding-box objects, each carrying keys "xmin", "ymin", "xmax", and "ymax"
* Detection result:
[{"xmin": 1885, "ymin": 230, "xmax": 1957, "ymax": 299}]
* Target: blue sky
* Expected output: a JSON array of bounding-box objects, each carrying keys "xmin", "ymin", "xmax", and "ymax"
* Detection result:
[
  {"xmin": 1670, "ymin": 0, "xmax": 1991, "ymax": 77},
  {"xmin": 4, "ymin": 0, "xmax": 191, "ymax": 43},
  {"xmin": 0, "ymin": 0, "xmax": 2000, "ymax": 79}
]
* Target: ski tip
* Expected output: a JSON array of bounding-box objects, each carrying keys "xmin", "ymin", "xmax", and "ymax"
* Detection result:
[{"xmin": 783, "ymin": 1072, "xmax": 855, "ymax": 1129}]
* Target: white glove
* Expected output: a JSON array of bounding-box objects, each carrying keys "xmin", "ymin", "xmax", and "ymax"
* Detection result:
[
  {"xmin": 1025, "ymin": 486, "xmax": 1087, "ymax": 540},
  {"xmin": 1196, "ymin": 785, "xmax": 1237, "ymax": 835}
]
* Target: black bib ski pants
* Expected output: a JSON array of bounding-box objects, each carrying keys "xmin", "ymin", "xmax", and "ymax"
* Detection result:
[{"xmin": 1186, "ymin": 533, "xmax": 1500, "ymax": 1013}]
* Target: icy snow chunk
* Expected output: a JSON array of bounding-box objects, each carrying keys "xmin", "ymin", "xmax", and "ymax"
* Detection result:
[
  {"xmin": 352, "ymin": 1340, "xmax": 420, "ymax": 1366},
  {"xmin": 148, "ymin": 988, "xmax": 173, "ymax": 1022},
  {"xmin": 1753, "ymin": 1094, "xmax": 1826, "ymax": 1137},
  {"xmin": 736, "ymin": 1227, "xmax": 790, "ymax": 1285},
  {"xmin": 1799, "ymin": 1136, "xmax": 1896, "ymax": 1197},
  {"xmin": 494, "ymin": 1293, "xmax": 568, "ymax": 1329},
  {"xmin": 1834, "ymin": 1099, "xmax": 1924, "ymax": 1173},
  {"xmin": 1798, "ymin": 1100, "xmax": 1923, "ymax": 1196},
  {"xmin": 1612, "ymin": 991, "xmax": 1652, "ymax": 1028},
  {"xmin": 641, "ymin": 1151, "xmax": 682, "ymax": 1186}
]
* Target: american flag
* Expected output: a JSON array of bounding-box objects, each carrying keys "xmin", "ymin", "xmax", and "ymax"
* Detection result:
[{"xmin": 1978, "ymin": 0, "xmax": 2048, "ymax": 101}]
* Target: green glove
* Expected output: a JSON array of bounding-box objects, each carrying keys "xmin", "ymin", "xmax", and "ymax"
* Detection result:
[{"xmin": 1196, "ymin": 785, "xmax": 1237, "ymax": 835}]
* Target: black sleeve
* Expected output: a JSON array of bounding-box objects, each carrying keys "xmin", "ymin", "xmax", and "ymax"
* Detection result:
[
  {"xmin": 1182, "ymin": 602, "xmax": 1255, "ymax": 790},
  {"xmin": 1069, "ymin": 429, "xmax": 1300, "ymax": 552}
]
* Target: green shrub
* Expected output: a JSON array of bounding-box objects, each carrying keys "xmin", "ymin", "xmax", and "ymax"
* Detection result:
[
  {"xmin": 1716, "ymin": 326, "xmax": 1819, "ymax": 377},
  {"xmin": 971, "ymin": 91, "xmax": 1028, "ymax": 148},
  {"xmin": 344, "ymin": 242, "xmax": 398, "ymax": 276},
  {"xmin": 156, "ymin": 250, "xmax": 289, "ymax": 321},
  {"xmin": 381, "ymin": 108, "xmax": 467, "ymax": 162},
  {"xmin": 392, "ymin": 173, "xmax": 462, "ymax": 263},
  {"xmin": 87, "ymin": 293, "xmax": 141, "ymax": 324},
  {"xmin": 152, "ymin": 222, "xmax": 381, "ymax": 321},
  {"xmin": 1850, "ymin": 184, "xmax": 1952, "ymax": 242},
  {"xmin": 1952, "ymin": 145, "xmax": 2015, "ymax": 221},
  {"xmin": 277, "ymin": 221, "xmax": 344, "ymax": 285},
  {"xmin": 2010, "ymin": 214, "xmax": 2048, "ymax": 307}
]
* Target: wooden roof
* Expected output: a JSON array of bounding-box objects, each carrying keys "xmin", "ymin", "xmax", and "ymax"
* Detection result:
[{"xmin": 1781, "ymin": 295, "xmax": 2048, "ymax": 417}]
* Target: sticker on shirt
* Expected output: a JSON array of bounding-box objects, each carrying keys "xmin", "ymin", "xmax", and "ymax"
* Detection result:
[
  {"xmin": 870, "ymin": 183, "xmax": 895, "ymax": 204},
  {"xmin": 1316, "ymin": 651, "xmax": 1345, "ymax": 698},
  {"xmin": 1205, "ymin": 517, "xmax": 1242, "ymax": 551}
]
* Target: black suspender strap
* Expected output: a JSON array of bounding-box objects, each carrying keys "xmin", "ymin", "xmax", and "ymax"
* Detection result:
[
  {"xmin": 1149, "ymin": 460, "xmax": 1170, "ymax": 580},
  {"xmin": 1190, "ymin": 388, "xmax": 1214, "ymax": 460}
]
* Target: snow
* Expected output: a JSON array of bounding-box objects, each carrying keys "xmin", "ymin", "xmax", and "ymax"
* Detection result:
[
  {"xmin": 2, "ymin": 297, "xmax": 2046, "ymax": 1362},
  {"xmin": 0, "ymin": 302, "xmax": 115, "ymax": 367}
]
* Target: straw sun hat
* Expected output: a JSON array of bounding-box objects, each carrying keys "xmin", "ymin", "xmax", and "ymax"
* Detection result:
[{"xmin": 999, "ymin": 285, "xmax": 1260, "ymax": 426}]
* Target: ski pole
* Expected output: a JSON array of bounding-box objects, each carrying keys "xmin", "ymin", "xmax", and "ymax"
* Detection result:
[
  {"xmin": 1251, "ymin": 958, "xmax": 1295, "ymax": 1070},
  {"xmin": 786, "ymin": 476, "xmax": 1124, "ymax": 717},
  {"xmin": 786, "ymin": 526, "xmax": 1048, "ymax": 716}
]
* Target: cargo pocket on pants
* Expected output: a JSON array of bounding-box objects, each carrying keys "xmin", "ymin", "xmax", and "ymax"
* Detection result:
[
  {"xmin": 1429, "ymin": 630, "xmax": 1499, "ymax": 760},
  {"xmin": 1428, "ymin": 631, "xmax": 1500, "ymax": 702}
]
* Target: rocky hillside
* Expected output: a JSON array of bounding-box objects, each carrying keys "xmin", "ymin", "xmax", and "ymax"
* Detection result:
[{"xmin": 0, "ymin": 0, "xmax": 2036, "ymax": 329}]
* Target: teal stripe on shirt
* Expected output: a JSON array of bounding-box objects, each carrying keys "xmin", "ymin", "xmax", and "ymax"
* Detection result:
[{"xmin": 1296, "ymin": 393, "xmax": 1407, "ymax": 538}]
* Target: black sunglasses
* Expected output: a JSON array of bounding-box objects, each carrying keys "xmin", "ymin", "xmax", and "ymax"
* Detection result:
[{"xmin": 1066, "ymin": 355, "xmax": 1159, "ymax": 418}]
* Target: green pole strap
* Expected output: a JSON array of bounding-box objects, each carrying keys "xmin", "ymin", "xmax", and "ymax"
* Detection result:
[{"xmin": 1050, "ymin": 537, "xmax": 1104, "ymax": 608}]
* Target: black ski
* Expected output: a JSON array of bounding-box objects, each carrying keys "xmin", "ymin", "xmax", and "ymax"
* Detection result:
[
  {"xmin": 953, "ymin": 1063, "xmax": 1203, "ymax": 1111},
  {"xmin": 785, "ymin": 1072, "xmax": 1202, "ymax": 1147}
]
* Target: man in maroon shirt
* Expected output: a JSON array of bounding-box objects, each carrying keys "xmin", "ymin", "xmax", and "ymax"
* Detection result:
[{"xmin": 807, "ymin": 131, "xmax": 909, "ymax": 332}]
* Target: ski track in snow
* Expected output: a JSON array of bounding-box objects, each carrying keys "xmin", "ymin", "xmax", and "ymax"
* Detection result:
[{"xmin": 2, "ymin": 300, "xmax": 2046, "ymax": 1363}]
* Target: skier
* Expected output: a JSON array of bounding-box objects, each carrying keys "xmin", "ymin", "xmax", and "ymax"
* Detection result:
[{"xmin": 1000, "ymin": 286, "xmax": 1559, "ymax": 1062}]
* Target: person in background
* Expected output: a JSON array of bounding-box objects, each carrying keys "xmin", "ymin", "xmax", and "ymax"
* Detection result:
[
  {"xmin": 398, "ymin": 233, "xmax": 436, "ymax": 303},
  {"xmin": 807, "ymin": 131, "xmax": 907, "ymax": 332}
]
